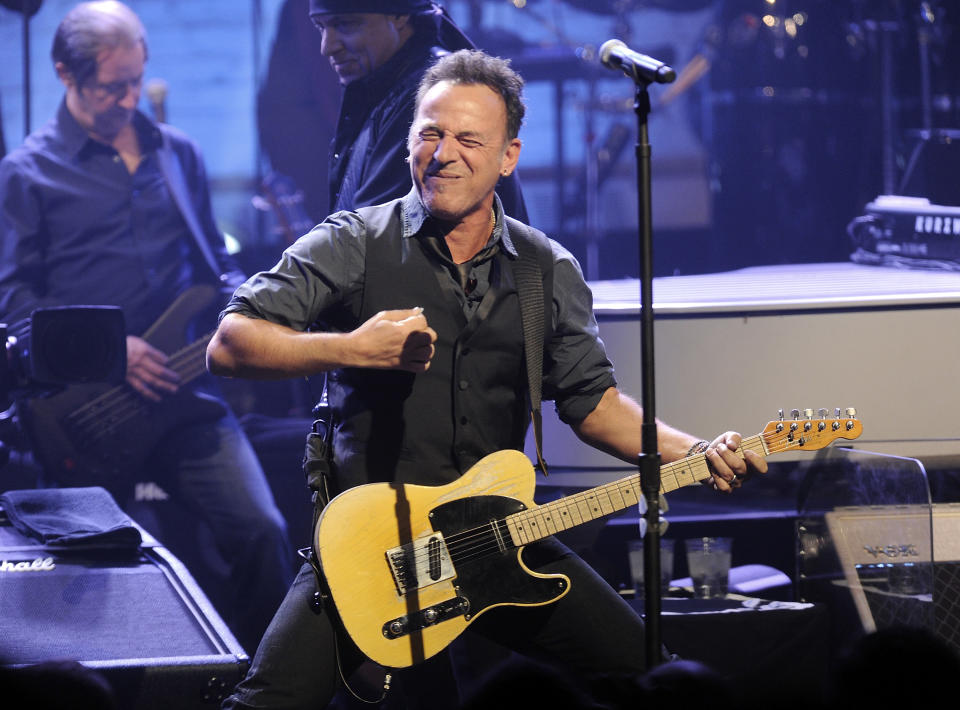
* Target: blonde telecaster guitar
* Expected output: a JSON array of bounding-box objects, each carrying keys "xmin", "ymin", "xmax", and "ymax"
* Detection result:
[{"xmin": 316, "ymin": 409, "xmax": 862, "ymax": 668}]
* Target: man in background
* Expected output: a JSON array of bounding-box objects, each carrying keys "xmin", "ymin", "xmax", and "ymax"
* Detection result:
[
  {"xmin": 259, "ymin": 0, "xmax": 527, "ymax": 221},
  {"xmin": 0, "ymin": 0, "xmax": 294, "ymax": 653}
]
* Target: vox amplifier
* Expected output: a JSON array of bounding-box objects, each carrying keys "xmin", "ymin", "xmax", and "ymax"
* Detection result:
[{"xmin": 824, "ymin": 503, "xmax": 960, "ymax": 652}]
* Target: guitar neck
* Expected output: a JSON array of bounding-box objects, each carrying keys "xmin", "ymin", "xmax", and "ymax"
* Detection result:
[
  {"xmin": 504, "ymin": 434, "xmax": 768, "ymax": 546},
  {"xmin": 166, "ymin": 332, "xmax": 215, "ymax": 385},
  {"xmin": 65, "ymin": 331, "xmax": 215, "ymax": 431}
]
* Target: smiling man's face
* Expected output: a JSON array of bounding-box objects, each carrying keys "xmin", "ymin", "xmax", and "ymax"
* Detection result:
[{"xmin": 408, "ymin": 81, "xmax": 521, "ymax": 224}]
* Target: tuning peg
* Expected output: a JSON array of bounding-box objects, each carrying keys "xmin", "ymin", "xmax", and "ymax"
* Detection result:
[
  {"xmin": 817, "ymin": 408, "xmax": 828, "ymax": 431},
  {"xmin": 845, "ymin": 407, "xmax": 858, "ymax": 430},
  {"xmin": 788, "ymin": 409, "xmax": 801, "ymax": 432},
  {"xmin": 778, "ymin": 409, "xmax": 784, "ymax": 421}
]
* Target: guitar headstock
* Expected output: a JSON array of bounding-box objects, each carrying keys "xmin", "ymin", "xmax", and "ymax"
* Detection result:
[{"xmin": 761, "ymin": 407, "xmax": 862, "ymax": 454}]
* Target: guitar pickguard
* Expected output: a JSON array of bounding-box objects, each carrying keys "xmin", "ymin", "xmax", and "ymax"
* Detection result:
[
  {"xmin": 378, "ymin": 494, "xmax": 568, "ymax": 644},
  {"xmin": 429, "ymin": 494, "xmax": 567, "ymax": 609}
]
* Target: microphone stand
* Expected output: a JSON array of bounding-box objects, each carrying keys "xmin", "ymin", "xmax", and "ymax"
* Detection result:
[
  {"xmin": 597, "ymin": 36, "xmax": 675, "ymax": 670},
  {"xmin": 632, "ymin": 75, "xmax": 664, "ymax": 670}
]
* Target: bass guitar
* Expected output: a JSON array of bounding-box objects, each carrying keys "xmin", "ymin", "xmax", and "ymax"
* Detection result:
[
  {"xmin": 18, "ymin": 284, "xmax": 226, "ymax": 482},
  {"xmin": 316, "ymin": 409, "xmax": 862, "ymax": 668}
]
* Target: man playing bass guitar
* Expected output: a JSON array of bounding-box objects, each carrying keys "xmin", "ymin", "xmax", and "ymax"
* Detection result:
[{"xmin": 0, "ymin": 1, "xmax": 293, "ymax": 654}]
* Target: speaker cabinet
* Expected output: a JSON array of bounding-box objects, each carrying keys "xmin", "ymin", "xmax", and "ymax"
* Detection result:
[
  {"xmin": 0, "ymin": 512, "xmax": 248, "ymax": 709},
  {"xmin": 821, "ymin": 503, "xmax": 960, "ymax": 652}
]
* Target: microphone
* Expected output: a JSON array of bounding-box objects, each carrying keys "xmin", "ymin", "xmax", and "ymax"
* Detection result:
[
  {"xmin": 145, "ymin": 78, "xmax": 168, "ymax": 124},
  {"xmin": 599, "ymin": 39, "xmax": 676, "ymax": 85}
]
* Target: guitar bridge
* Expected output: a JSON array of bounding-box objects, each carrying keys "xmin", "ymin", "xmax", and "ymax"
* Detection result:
[
  {"xmin": 386, "ymin": 533, "xmax": 455, "ymax": 595},
  {"xmin": 382, "ymin": 595, "xmax": 471, "ymax": 640}
]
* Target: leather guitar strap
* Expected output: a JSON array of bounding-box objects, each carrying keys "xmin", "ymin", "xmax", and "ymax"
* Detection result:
[{"xmin": 504, "ymin": 216, "xmax": 554, "ymax": 476}]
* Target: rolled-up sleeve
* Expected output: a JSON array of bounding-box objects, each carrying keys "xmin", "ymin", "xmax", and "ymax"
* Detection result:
[
  {"xmin": 543, "ymin": 240, "xmax": 617, "ymax": 425},
  {"xmin": 222, "ymin": 210, "xmax": 367, "ymax": 331}
]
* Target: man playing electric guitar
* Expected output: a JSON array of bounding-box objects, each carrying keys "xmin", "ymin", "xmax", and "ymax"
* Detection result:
[
  {"xmin": 0, "ymin": 1, "xmax": 293, "ymax": 654},
  {"xmin": 208, "ymin": 49, "xmax": 767, "ymax": 710}
]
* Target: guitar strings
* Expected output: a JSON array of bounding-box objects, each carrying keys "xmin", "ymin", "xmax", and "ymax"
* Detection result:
[
  {"xmin": 68, "ymin": 336, "xmax": 209, "ymax": 426},
  {"xmin": 392, "ymin": 433, "xmax": 834, "ymax": 573},
  {"xmin": 68, "ymin": 336, "xmax": 210, "ymax": 424},
  {"xmin": 408, "ymin": 439, "xmax": 767, "ymax": 574},
  {"xmin": 69, "ymin": 353, "xmax": 208, "ymax": 442},
  {"xmin": 66, "ymin": 336, "xmax": 213, "ymax": 439}
]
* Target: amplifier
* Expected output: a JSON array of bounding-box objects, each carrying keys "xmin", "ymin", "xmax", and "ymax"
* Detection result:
[
  {"xmin": 823, "ymin": 503, "xmax": 960, "ymax": 652},
  {"xmin": 848, "ymin": 195, "xmax": 960, "ymax": 267},
  {"xmin": 0, "ymin": 508, "xmax": 249, "ymax": 709}
]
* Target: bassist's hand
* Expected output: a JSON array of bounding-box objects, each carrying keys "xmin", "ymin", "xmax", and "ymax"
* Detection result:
[{"xmin": 126, "ymin": 336, "xmax": 180, "ymax": 401}]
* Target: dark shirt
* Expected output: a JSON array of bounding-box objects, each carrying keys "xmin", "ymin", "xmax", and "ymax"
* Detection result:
[
  {"xmin": 225, "ymin": 191, "xmax": 614, "ymax": 425},
  {"xmin": 328, "ymin": 31, "xmax": 427, "ymax": 212},
  {"xmin": 0, "ymin": 101, "xmax": 233, "ymax": 334}
]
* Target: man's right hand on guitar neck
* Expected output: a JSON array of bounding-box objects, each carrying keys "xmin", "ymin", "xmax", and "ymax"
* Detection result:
[{"xmin": 126, "ymin": 335, "xmax": 180, "ymax": 401}]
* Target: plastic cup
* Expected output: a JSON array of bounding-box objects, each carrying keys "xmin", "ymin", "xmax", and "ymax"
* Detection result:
[{"xmin": 684, "ymin": 536, "xmax": 733, "ymax": 599}]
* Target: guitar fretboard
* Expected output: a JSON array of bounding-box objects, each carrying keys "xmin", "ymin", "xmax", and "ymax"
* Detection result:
[
  {"xmin": 65, "ymin": 332, "xmax": 214, "ymax": 441},
  {"xmin": 504, "ymin": 434, "xmax": 767, "ymax": 546}
]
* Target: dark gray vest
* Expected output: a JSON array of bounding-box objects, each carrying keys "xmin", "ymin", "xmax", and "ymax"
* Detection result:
[{"xmin": 326, "ymin": 210, "xmax": 552, "ymax": 493}]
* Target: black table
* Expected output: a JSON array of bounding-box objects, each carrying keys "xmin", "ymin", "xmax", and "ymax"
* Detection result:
[{"xmin": 631, "ymin": 595, "xmax": 832, "ymax": 700}]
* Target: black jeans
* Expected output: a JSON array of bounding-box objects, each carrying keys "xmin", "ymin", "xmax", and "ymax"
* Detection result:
[{"xmin": 222, "ymin": 538, "xmax": 652, "ymax": 709}]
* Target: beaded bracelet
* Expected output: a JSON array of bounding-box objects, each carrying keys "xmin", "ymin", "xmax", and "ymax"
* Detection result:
[{"xmin": 686, "ymin": 440, "xmax": 710, "ymax": 457}]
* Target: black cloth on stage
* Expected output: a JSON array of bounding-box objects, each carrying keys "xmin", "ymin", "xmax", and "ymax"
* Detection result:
[{"xmin": 0, "ymin": 486, "xmax": 141, "ymax": 550}]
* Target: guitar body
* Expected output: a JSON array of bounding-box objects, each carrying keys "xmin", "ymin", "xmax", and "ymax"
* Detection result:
[
  {"xmin": 19, "ymin": 285, "xmax": 225, "ymax": 483},
  {"xmin": 316, "ymin": 450, "xmax": 570, "ymax": 668}
]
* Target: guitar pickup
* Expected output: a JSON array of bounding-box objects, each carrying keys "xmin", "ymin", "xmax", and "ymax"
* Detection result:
[
  {"xmin": 382, "ymin": 595, "xmax": 471, "ymax": 639},
  {"xmin": 386, "ymin": 533, "xmax": 455, "ymax": 595}
]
